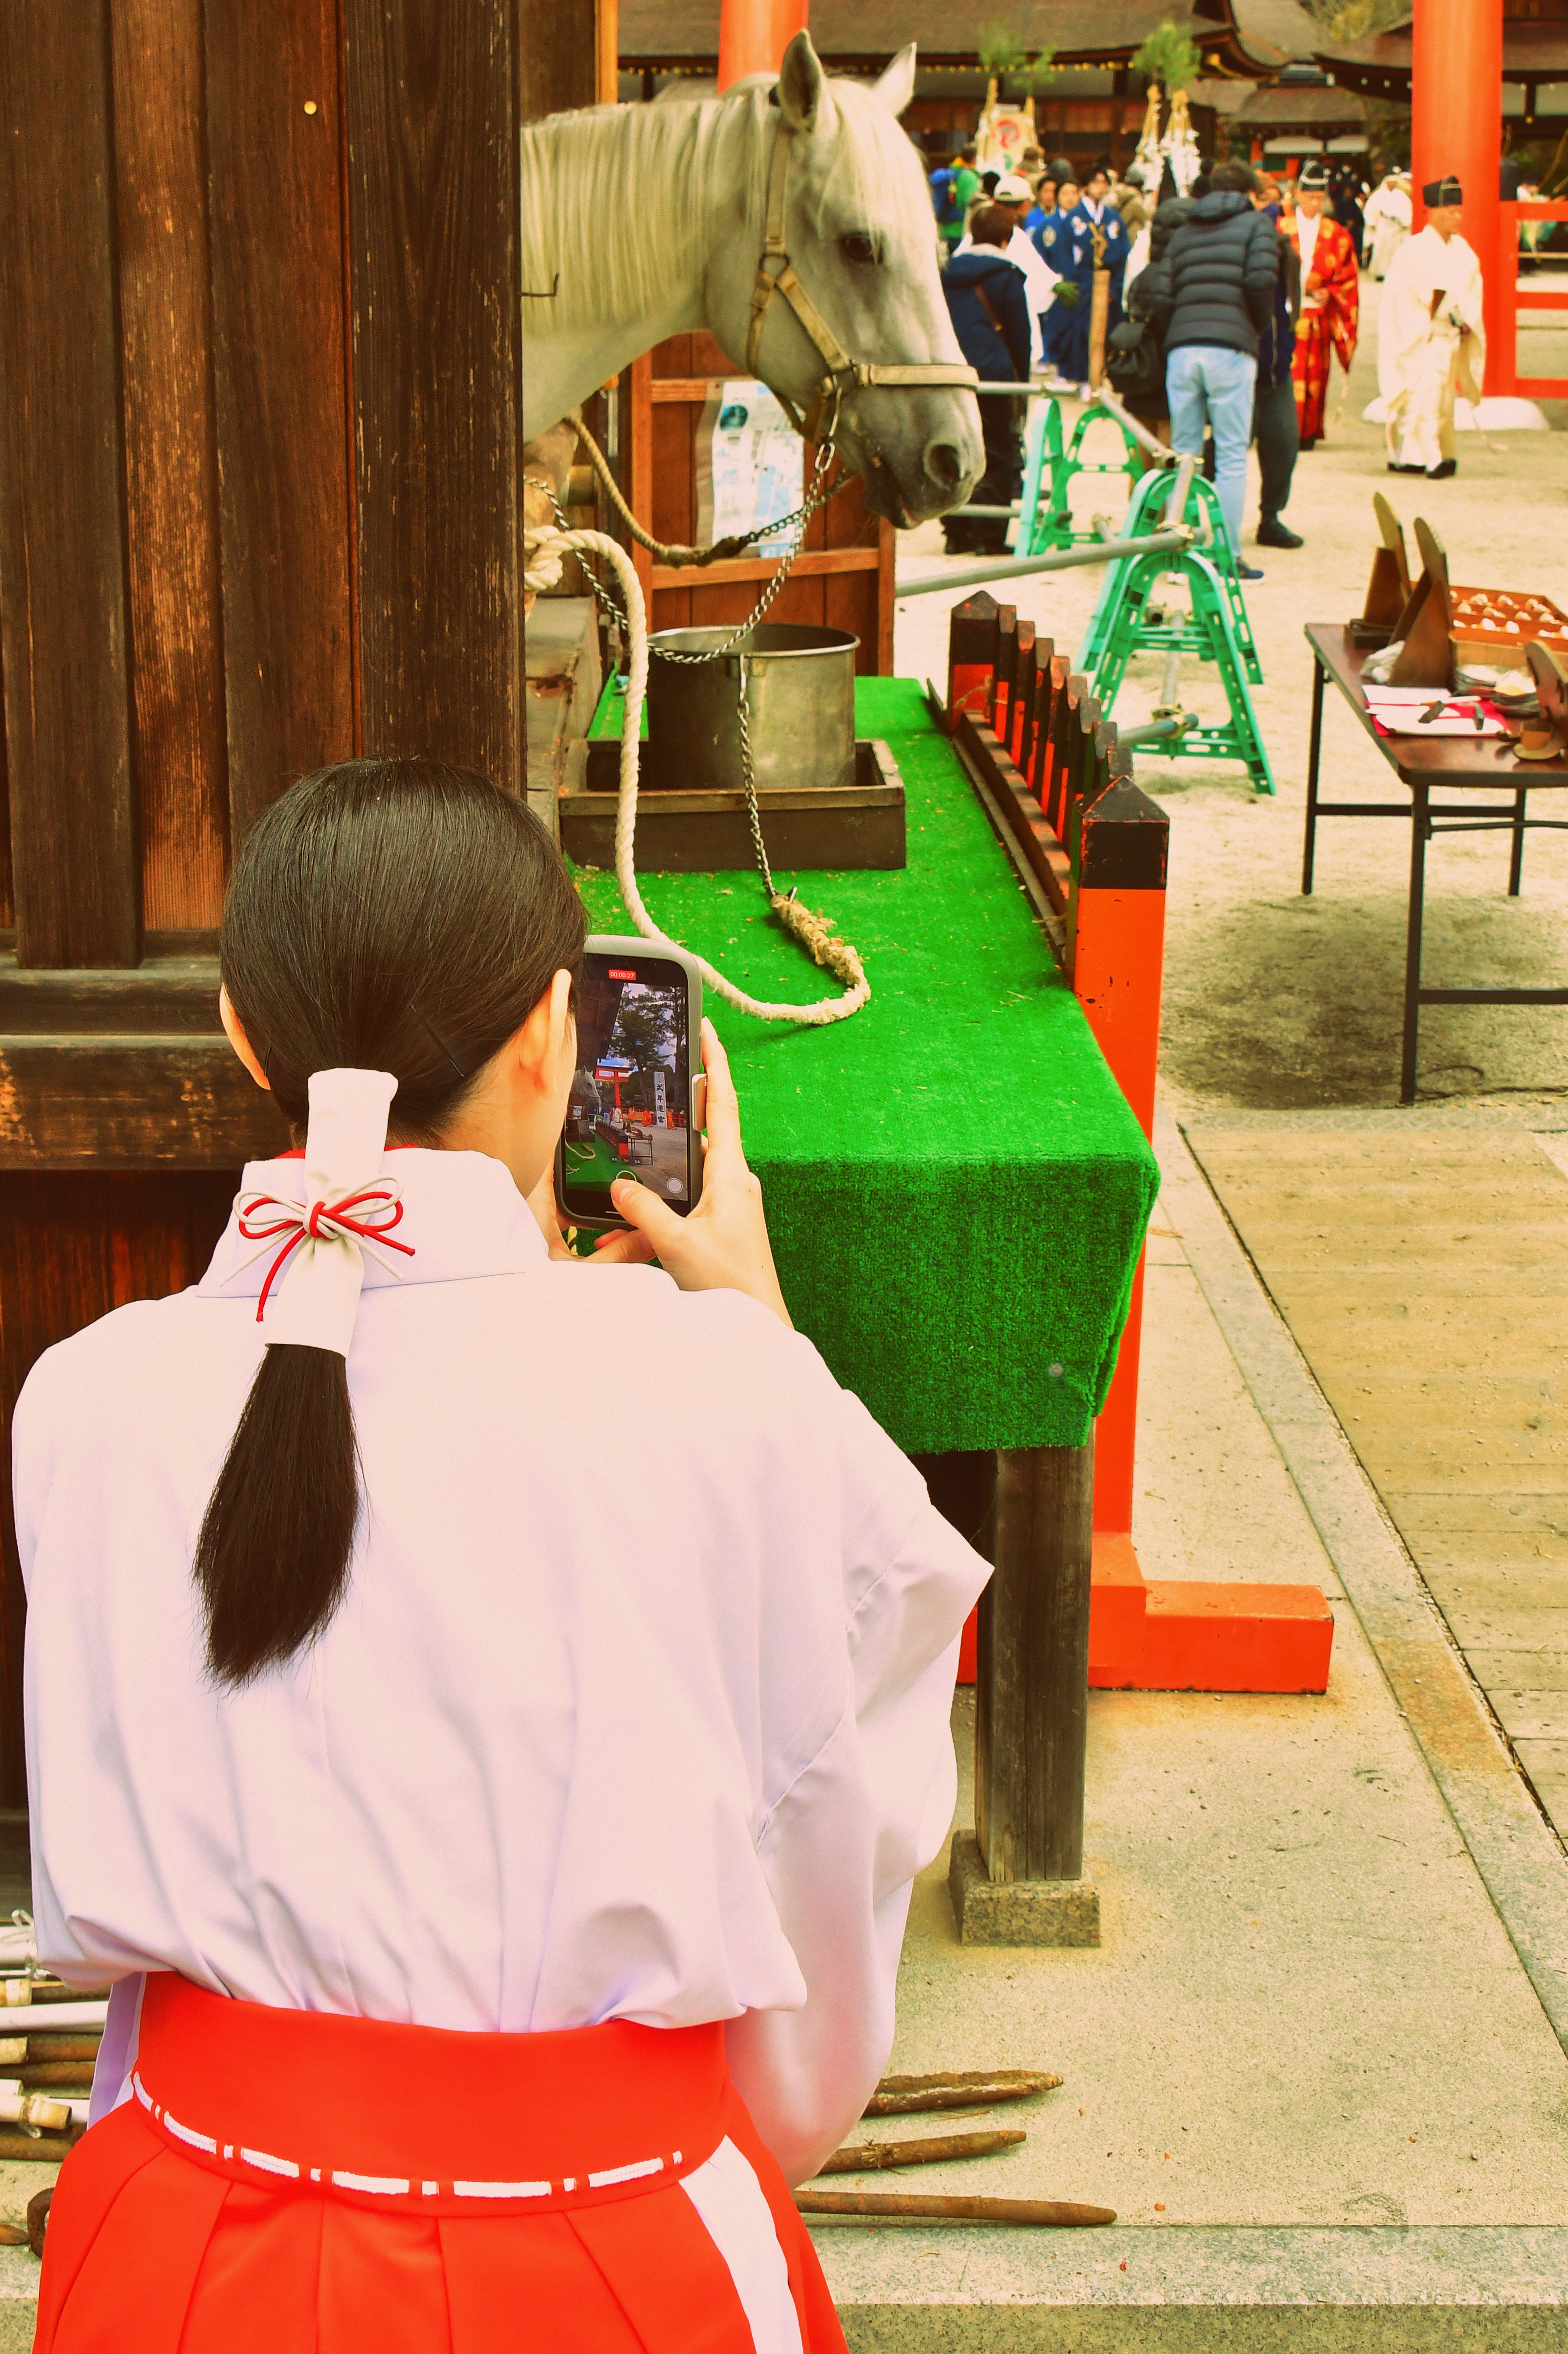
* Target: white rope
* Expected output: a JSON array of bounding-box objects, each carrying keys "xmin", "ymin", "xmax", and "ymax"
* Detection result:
[{"xmin": 529, "ymin": 526, "xmax": 869, "ymax": 1025}]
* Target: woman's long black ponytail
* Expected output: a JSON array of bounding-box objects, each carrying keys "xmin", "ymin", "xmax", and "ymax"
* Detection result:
[{"xmin": 196, "ymin": 759, "xmax": 584, "ymax": 1688}]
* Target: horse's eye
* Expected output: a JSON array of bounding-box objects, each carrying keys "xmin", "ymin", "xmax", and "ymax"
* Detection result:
[{"xmin": 840, "ymin": 232, "xmax": 879, "ymax": 266}]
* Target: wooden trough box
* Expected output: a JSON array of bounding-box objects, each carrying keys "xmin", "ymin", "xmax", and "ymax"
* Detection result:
[{"xmin": 561, "ymin": 684, "xmax": 906, "ymax": 872}]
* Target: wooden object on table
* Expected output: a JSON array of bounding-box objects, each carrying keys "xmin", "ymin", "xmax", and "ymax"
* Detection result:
[
  {"xmin": 795, "ymin": 2191, "xmax": 1116, "ymax": 2226},
  {"xmin": 20, "ymin": 2063, "xmax": 95, "ymax": 2091},
  {"xmin": 1390, "ymin": 517, "xmax": 1454, "ymax": 687},
  {"xmin": 566, "ymin": 737, "xmax": 906, "ymax": 871},
  {"xmin": 1354, "ymin": 493, "xmax": 1411, "ymax": 645},
  {"xmin": 1449, "ymin": 584, "xmax": 1568, "ymax": 673},
  {"xmin": 822, "ymin": 2129, "xmax": 1025, "ymax": 2172},
  {"xmin": 1516, "ymin": 638, "xmax": 1568, "ymax": 761},
  {"xmin": 624, "ymin": 337, "xmax": 897, "ymax": 675},
  {"xmin": 0, "ymin": 2224, "xmax": 26, "ymax": 2249},
  {"xmin": 865, "ymin": 2070, "xmax": 1062, "ymax": 2117}
]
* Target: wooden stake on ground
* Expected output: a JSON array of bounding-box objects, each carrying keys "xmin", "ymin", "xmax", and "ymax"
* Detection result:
[
  {"xmin": 864, "ymin": 2069, "xmax": 1061, "ymax": 2117},
  {"xmin": 822, "ymin": 2129, "xmax": 1025, "ymax": 2173},
  {"xmin": 795, "ymin": 2191, "xmax": 1115, "ymax": 2226}
]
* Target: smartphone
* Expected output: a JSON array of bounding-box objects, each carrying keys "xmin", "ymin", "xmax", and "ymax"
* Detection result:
[{"xmin": 555, "ymin": 936, "xmax": 704, "ymax": 1230}]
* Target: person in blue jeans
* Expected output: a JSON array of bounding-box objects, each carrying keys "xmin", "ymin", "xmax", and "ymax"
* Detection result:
[{"xmin": 1136, "ymin": 161, "xmax": 1281, "ymax": 580}]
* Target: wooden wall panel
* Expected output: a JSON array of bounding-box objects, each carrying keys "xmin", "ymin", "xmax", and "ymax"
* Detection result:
[
  {"xmin": 0, "ymin": 0, "xmax": 138, "ymax": 968},
  {"xmin": 518, "ymin": 0, "xmax": 597, "ymax": 124},
  {"xmin": 0, "ymin": 1172, "xmax": 237, "ymax": 1804},
  {"xmin": 206, "ymin": 2, "xmax": 354, "ymax": 842},
  {"xmin": 345, "ymin": 0, "xmax": 525, "ymax": 789},
  {"xmin": 111, "ymin": 0, "xmax": 229, "ymax": 934}
]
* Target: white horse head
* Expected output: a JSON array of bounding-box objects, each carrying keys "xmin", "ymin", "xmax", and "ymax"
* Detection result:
[{"xmin": 520, "ymin": 36, "xmax": 982, "ymax": 525}]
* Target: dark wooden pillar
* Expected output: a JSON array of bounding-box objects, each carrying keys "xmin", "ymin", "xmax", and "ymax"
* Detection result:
[
  {"xmin": 944, "ymin": 1440, "xmax": 1100, "ymax": 1945},
  {"xmin": 0, "ymin": 0, "xmax": 138, "ymax": 968},
  {"xmin": 206, "ymin": 3, "xmax": 356, "ymax": 844},
  {"xmin": 345, "ymin": 0, "xmax": 528, "ymax": 790},
  {"xmin": 950, "ymin": 1440, "xmax": 1100, "ymax": 1944}
]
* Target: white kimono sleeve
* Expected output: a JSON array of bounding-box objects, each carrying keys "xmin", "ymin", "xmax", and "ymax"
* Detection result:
[{"xmin": 724, "ymin": 1388, "xmax": 990, "ymax": 2186}]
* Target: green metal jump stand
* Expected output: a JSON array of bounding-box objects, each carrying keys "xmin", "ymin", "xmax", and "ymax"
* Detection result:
[
  {"xmin": 1075, "ymin": 465, "xmax": 1276, "ymax": 795},
  {"xmin": 1016, "ymin": 397, "xmax": 1143, "ymax": 555}
]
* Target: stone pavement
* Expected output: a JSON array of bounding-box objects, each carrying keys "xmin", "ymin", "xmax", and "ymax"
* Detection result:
[{"xmin": 811, "ymin": 1115, "xmax": 1568, "ymax": 2347}]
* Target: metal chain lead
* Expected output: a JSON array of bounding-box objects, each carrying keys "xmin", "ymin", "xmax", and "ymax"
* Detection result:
[{"xmin": 526, "ymin": 436, "xmax": 841, "ymax": 902}]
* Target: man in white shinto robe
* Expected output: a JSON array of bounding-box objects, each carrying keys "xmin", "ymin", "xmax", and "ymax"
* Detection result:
[
  {"xmin": 1379, "ymin": 173, "xmax": 1486, "ymax": 480},
  {"xmin": 1363, "ymin": 172, "xmax": 1412, "ymax": 279}
]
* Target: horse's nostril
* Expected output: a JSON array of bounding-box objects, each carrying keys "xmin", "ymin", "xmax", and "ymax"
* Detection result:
[{"xmin": 924, "ymin": 439, "xmax": 964, "ymax": 489}]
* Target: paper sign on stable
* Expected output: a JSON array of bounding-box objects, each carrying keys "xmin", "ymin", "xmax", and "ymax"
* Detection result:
[
  {"xmin": 696, "ymin": 380, "xmax": 804, "ymax": 553},
  {"xmin": 653, "ymin": 1069, "xmax": 667, "ymax": 1126}
]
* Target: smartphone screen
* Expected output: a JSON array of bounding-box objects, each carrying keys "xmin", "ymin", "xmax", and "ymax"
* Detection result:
[{"xmin": 557, "ymin": 945, "xmax": 699, "ymax": 1227}]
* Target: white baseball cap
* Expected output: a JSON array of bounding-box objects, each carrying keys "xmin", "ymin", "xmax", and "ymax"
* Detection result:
[{"xmin": 994, "ymin": 174, "xmax": 1031, "ymax": 203}]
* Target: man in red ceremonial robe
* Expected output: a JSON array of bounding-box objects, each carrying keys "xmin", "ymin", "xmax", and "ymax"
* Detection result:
[{"xmin": 1288, "ymin": 161, "xmax": 1359, "ymax": 448}]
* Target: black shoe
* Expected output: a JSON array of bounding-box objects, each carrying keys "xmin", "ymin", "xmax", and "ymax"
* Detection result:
[
  {"xmin": 1299, "ymin": 436, "xmax": 1319, "ymax": 452},
  {"xmin": 1387, "ymin": 461, "xmax": 1424, "ymax": 475},
  {"xmin": 1426, "ymin": 459, "xmax": 1457, "ymax": 479},
  {"xmin": 1238, "ymin": 563, "xmax": 1266, "ymax": 582},
  {"xmin": 1257, "ymin": 518, "xmax": 1303, "ymax": 549}
]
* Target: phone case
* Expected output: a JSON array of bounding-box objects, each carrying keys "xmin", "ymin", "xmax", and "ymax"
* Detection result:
[{"xmin": 555, "ymin": 935, "xmax": 704, "ymax": 1230}]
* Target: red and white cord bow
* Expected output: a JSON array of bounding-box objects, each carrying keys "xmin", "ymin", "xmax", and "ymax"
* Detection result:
[{"xmin": 235, "ymin": 1185, "xmax": 416, "ymax": 1323}]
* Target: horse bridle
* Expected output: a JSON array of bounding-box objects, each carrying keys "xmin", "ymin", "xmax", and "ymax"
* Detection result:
[{"xmin": 746, "ymin": 111, "xmax": 980, "ymax": 448}]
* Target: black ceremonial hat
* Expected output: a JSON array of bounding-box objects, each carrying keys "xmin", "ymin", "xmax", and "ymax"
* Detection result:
[
  {"xmin": 1422, "ymin": 174, "xmax": 1463, "ymax": 207},
  {"xmin": 1297, "ymin": 160, "xmax": 1330, "ymax": 190}
]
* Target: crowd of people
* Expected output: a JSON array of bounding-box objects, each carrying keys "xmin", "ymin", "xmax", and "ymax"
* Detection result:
[{"xmin": 929, "ymin": 142, "xmax": 1499, "ymax": 571}]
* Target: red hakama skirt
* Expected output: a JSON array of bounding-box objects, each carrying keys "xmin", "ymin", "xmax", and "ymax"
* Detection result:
[{"xmin": 36, "ymin": 1976, "xmax": 846, "ymax": 2354}]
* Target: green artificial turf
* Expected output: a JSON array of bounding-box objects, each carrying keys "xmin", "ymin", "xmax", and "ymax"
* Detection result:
[{"xmin": 571, "ymin": 677, "xmax": 1158, "ymax": 1454}]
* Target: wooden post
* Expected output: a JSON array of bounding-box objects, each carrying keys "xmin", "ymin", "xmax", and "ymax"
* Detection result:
[
  {"xmin": 951, "ymin": 1440, "xmax": 1100, "ymax": 1946},
  {"xmin": 345, "ymin": 0, "xmax": 527, "ymax": 790},
  {"xmin": 0, "ymin": 0, "xmax": 138, "ymax": 967},
  {"xmin": 206, "ymin": 3, "xmax": 355, "ymax": 843}
]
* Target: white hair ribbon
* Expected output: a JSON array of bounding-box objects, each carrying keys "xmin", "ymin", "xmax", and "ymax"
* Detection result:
[{"xmin": 235, "ymin": 1069, "xmax": 407, "ymax": 1358}]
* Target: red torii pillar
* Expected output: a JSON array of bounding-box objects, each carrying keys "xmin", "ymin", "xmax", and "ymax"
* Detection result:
[
  {"xmin": 1410, "ymin": 0, "xmax": 1504, "ymax": 391},
  {"xmin": 717, "ymin": 0, "xmax": 809, "ymax": 90}
]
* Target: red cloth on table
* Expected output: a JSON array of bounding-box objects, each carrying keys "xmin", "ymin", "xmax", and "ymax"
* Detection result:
[
  {"xmin": 36, "ymin": 1975, "xmax": 845, "ymax": 2353},
  {"xmin": 1290, "ymin": 215, "xmax": 1359, "ymax": 440}
]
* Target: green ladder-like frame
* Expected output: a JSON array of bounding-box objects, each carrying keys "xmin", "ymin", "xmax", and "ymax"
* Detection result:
[
  {"xmin": 1016, "ymin": 398, "xmax": 1144, "ymax": 555},
  {"xmin": 1075, "ymin": 466, "xmax": 1275, "ymax": 795}
]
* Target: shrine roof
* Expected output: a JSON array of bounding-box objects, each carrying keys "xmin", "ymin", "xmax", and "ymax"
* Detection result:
[
  {"xmin": 1315, "ymin": 13, "xmax": 1568, "ymax": 94},
  {"xmin": 616, "ymin": 1, "xmax": 1320, "ymax": 74}
]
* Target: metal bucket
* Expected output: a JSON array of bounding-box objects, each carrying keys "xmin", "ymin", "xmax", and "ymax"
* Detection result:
[{"xmin": 644, "ymin": 623, "xmax": 859, "ymax": 794}]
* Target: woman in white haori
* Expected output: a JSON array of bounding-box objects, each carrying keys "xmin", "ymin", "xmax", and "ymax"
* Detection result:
[
  {"xmin": 1379, "ymin": 174, "xmax": 1486, "ymax": 480},
  {"xmin": 18, "ymin": 759, "xmax": 988, "ymax": 2354}
]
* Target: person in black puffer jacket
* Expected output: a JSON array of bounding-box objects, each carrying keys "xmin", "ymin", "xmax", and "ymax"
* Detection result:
[
  {"xmin": 1118, "ymin": 195, "xmax": 1193, "ymax": 438},
  {"xmin": 940, "ymin": 205, "xmax": 1032, "ymax": 553},
  {"xmin": 1137, "ymin": 162, "xmax": 1280, "ymax": 575}
]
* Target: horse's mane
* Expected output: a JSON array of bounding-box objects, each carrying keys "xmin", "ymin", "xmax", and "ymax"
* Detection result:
[{"xmin": 519, "ymin": 77, "xmax": 923, "ymax": 337}]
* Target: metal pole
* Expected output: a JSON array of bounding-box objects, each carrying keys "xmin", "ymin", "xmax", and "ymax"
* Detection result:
[
  {"xmin": 896, "ymin": 524, "xmax": 1194, "ymax": 599},
  {"xmin": 967, "ymin": 383, "xmax": 1177, "ymax": 469}
]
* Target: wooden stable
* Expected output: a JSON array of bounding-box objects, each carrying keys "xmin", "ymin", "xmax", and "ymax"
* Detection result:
[
  {"xmin": 626, "ymin": 335, "xmax": 895, "ymax": 671},
  {"xmin": 0, "ymin": 0, "xmax": 610, "ymax": 1807}
]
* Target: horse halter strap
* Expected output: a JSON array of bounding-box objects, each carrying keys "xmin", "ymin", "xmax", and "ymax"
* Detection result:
[{"xmin": 746, "ymin": 114, "xmax": 980, "ymax": 447}]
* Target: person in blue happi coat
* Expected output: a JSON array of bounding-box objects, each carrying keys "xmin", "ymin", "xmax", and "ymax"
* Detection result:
[
  {"xmin": 1049, "ymin": 165, "xmax": 1130, "ymax": 393},
  {"xmin": 1033, "ymin": 177, "xmax": 1079, "ymax": 386}
]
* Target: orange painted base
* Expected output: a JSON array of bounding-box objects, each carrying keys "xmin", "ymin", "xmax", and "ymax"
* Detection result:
[{"xmin": 956, "ymin": 1533, "xmax": 1334, "ymax": 1694}]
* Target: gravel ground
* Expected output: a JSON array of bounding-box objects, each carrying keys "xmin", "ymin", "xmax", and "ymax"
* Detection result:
[{"xmin": 894, "ymin": 279, "xmax": 1568, "ymax": 1114}]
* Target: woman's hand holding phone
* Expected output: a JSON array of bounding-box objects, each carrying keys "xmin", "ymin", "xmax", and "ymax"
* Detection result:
[{"xmin": 610, "ymin": 1021, "xmax": 791, "ymax": 1328}]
